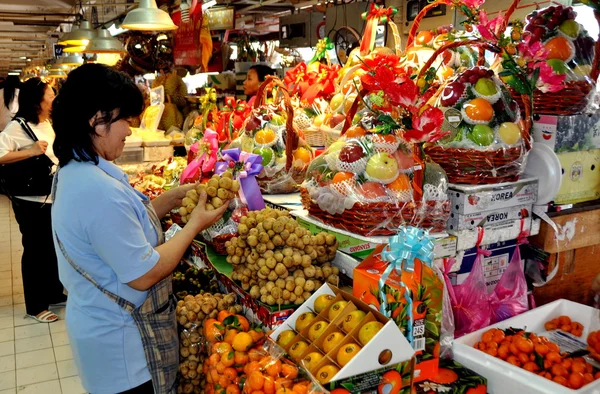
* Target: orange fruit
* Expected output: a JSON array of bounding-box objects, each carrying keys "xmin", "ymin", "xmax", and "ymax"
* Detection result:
[
  {"xmin": 275, "ymin": 378, "xmax": 293, "ymax": 390},
  {"xmin": 345, "ymin": 126, "xmax": 367, "ymax": 138},
  {"xmin": 583, "ymin": 372, "xmax": 594, "ymax": 385},
  {"xmin": 547, "ymin": 343, "xmax": 560, "ymax": 353},
  {"xmin": 226, "ymin": 384, "xmax": 241, "ymax": 394},
  {"xmin": 561, "ymin": 358, "xmax": 572, "ymax": 370},
  {"xmin": 553, "ymin": 375, "xmax": 568, "ymax": 386},
  {"xmin": 588, "ymin": 331, "xmax": 599, "ymax": 347},
  {"xmin": 293, "ymin": 147, "xmax": 312, "ymax": 164},
  {"xmin": 560, "ymin": 324, "xmax": 572, "ymax": 332},
  {"xmin": 292, "ymin": 383, "xmax": 308, "ymax": 394},
  {"xmin": 336, "ymin": 342, "xmax": 361, "ymax": 367},
  {"xmin": 572, "ymin": 362, "xmax": 586, "ymax": 374},
  {"xmin": 218, "ymin": 375, "xmax": 230, "ymax": 388},
  {"xmin": 551, "ymin": 364, "xmax": 568, "ymax": 377},
  {"xmin": 221, "ymin": 351, "xmax": 235, "ymax": 367},
  {"xmin": 244, "ymin": 360, "xmax": 261, "ymax": 376},
  {"xmin": 387, "ymin": 174, "xmax": 411, "ymax": 192},
  {"xmin": 219, "ymin": 310, "xmax": 234, "ymax": 322},
  {"xmin": 234, "ymin": 315, "xmax": 250, "ymax": 332},
  {"xmin": 516, "ymin": 338, "xmax": 534, "ymax": 354},
  {"xmin": 506, "ymin": 355, "xmax": 520, "ymax": 367},
  {"xmin": 416, "ymin": 30, "xmax": 434, "ymax": 46},
  {"xmin": 224, "ymin": 329, "xmax": 239, "ymax": 345},
  {"xmin": 281, "ymin": 364, "xmax": 298, "ymax": 380},
  {"xmin": 248, "ymin": 371, "xmax": 265, "ymax": 390},
  {"xmin": 332, "ymin": 172, "xmax": 355, "ymax": 184},
  {"xmin": 266, "ymin": 359, "xmax": 283, "ymax": 377},
  {"xmin": 546, "ymin": 351, "xmax": 561, "ymax": 363},
  {"xmin": 517, "ymin": 353, "xmax": 529, "ymax": 364},
  {"xmin": 232, "ymin": 332, "xmax": 253, "ymax": 352},
  {"xmin": 493, "ymin": 331, "xmax": 506, "ymax": 343},
  {"xmin": 464, "ymin": 98, "xmax": 494, "ymax": 122},
  {"xmin": 535, "ymin": 344, "xmax": 549, "ymax": 356},
  {"xmin": 208, "ymin": 353, "xmax": 220, "ymax": 366},
  {"xmin": 205, "ymin": 319, "xmax": 225, "ymax": 343},
  {"xmin": 523, "ymin": 361, "xmax": 539, "ymax": 372},
  {"xmin": 544, "ymin": 37, "xmax": 574, "ymax": 62},
  {"xmin": 255, "ymin": 129, "xmax": 277, "ymax": 144},
  {"xmin": 440, "ymin": 65, "xmax": 454, "ymax": 79},
  {"xmin": 263, "ymin": 375, "xmax": 276, "ymax": 394},
  {"xmin": 234, "ymin": 351, "xmax": 249, "ymax": 366},
  {"xmin": 212, "ymin": 342, "xmax": 233, "ymax": 355},
  {"xmin": 498, "ymin": 344, "xmax": 509, "ymax": 359},
  {"xmin": 224, "ymin": 367, "xmax": 238, "ymax": 381},
  {"xmin": 216, "ymin": 361, "xmax": 227, "ymax": 374},
  {"xmin": 249, "ymin": 348, "xmax": 266, "ymax": 362},
  {"xmin": 486, "ymin": 347, "xmax": 498, "ymax": 357},
  {"xmin": 487, "ymin": 341, "xmax": 498, "ymax": 350}
]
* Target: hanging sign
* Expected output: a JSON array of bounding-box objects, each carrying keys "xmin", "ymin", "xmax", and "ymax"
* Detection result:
[{"xmin": 174, "ymin": 6, "xmax": 203, "ymax": 66}]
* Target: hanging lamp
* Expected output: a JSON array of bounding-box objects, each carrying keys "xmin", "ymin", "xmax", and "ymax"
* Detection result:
[
  {"xmin": 47, "ymin": 70, "xmax": 67, "ymax": 79},
  {"xmin": 63, "ymin": 45, "xmax": 87, "ymax": 53},
  {"xmin": 122, "ymin": 0, "xmax": 178, "ymax": 31},
  {"xmin": 85, "ymin": 28, "xmax": 125, "ymax": 53},
  {"xmin": 59, "ymin": 20, "xmax": 96, "ymax": 46},
  {"xmin": 61, "ymin": 54, "xmax": 84, "ymax": 67}
]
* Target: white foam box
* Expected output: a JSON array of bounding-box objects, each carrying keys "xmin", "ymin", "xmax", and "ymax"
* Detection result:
[
  {"xmin": 454, "ymin": 217, "xmax": 541, "ymax": 251},
  {"xmin": 270, "ymin": 284, "xmax": 416, "ymax": 392},
  {"xmin": 447, "ymin": 204, "xmax": 533, "ymax": 232},
  {"xmin": 293, "ymin": 210, "xmax": 457, "ymax": 261},
  {"xmin": 449, "ymin": 178, "xmax": 538, "ymax": 215},
  {"xmin": 453, "ymin": 299, "xmax": 600, "ymax": 394}
]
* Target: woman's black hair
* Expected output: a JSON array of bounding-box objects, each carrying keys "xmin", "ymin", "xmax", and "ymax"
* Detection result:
[
  {"xmin": 249, "ymin": 65, "xmax": 276, "ymax": 82},
  {"xmin": 52, "ymin": 64, "xmax": 144, "ymax": 167},
  {"xmin": 3, "ymin": 76, "xmax": 20, "ymax": 109},
  {"xmin": 14, "ymin": 78, "xmax": 48, "ymax": 124}
]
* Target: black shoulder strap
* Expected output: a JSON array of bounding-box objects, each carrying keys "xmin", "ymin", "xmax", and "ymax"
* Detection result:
[{"xmin": 14, "ymin": 118, "xmax": 39, "ymax": 143}]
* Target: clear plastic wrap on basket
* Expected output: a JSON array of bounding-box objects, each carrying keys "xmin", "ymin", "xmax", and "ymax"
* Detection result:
[
  {"xmin": 425, "ymin": 65, "xmax": 532, "ymax": 184},
  {"xmin": 228, "ymin": 76, "xmax": 313, "ymax": 194},
  {"xmin": 509, "ymin": 4, "xmax": 600, "ymax": 115},
  {"xmin": 300, "ymin": 54, "xmax": 451, "ymax": 236}
]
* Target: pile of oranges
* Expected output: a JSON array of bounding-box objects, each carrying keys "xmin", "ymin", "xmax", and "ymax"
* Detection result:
[
  {"xmin": 203, "ymin": 311, "xmax": 266, "ymax": 394},
  {"xmin": 587, "ymin": 330, "xmax": 600, "ymax": 362},
  {"xmin": 474, "ymin": 328, "xmax": 600, "ymax": 389},
  {"xmin": 544, "ymin": 315, "xmax": 584, "ymax": 337},
  {"xmin": 243, "ymin": 354, "xmax": 318, "ymax": 394}
]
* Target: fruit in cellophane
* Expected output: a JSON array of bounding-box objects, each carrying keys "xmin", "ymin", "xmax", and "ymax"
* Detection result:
[
  {"xmin": 435, "ymin": 66, "xmax": 523, "ymax": 149},
  {"xmin": 524, "ymin": 5, "xmax": 595, "ymax": 80},
  {"xmin": 230, "ymin": 106, "xmax": 314, "ymax": 194},
  {"xmin": 177, "ymin": 292, "xmax": 239, "ymax": 394},
  {"xmin": 403, "ymin": 25, "xmax": 478, "ymax": 82},
  {"xmin": 226, "ymin": 207, "xmax": 340, "ymax": 304},
  {"xmin": 473, "ymin": 328, "xmax": 600, "ymax": 389}
]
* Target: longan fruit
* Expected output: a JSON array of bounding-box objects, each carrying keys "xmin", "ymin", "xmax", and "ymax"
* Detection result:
[
  {"xmin": 231, "ymin": 180, "xmax": 240, "ymax": 192},
  {"xmin": 285, "ymin": 280, "xmax": 295, "ymax": 292},
  {"xmin": 266, "ymin": 257, "xmax": 277, "ymax": 269},
  {"xmin": 207, "ymin": 178, "xmax": 219, "ymax": 189},
  {"xmin": 186, "ymin": 189, "xmax": 199, "ymax": 202},
  {"xmin": 272, "ymin": 235, "xmax": 284, "ymax": 247},
  {"xmin": 267, "ymin": 271, "xmax": 278, "ymax": 281},
  {"xmin": 219, "ymin": 177, "xmax": 233, "ymax": 189},
  {"xmin": 294, "ymin": 296, "xmax": 304, "ymax": 305},
  {"xmin": 282, "ymin": 256, "xmax": 294, "ymax": 268},
  {"xmin": 293, "ymin": 270, "xmax": 305, "ymax": 278},
  {"xmin": 276, "ymin": 278, "xmax": 286, "ymax": 289},
  {"xmin": 182, "ymin": 197, "xmax": 193, "ymax": 207},
  {"xmin": 273, "ymin": 221, "xmax": 284, "ymax": 233},
  {"xmin": 222, "ymin": 171, "xmax": 233, "ymax": 179},
  {"xmin": 256, "ymin": 244, "xmax": 267, "ymax": 254},
  {"xmin": 271, "ymin": 287, "xmax": 282, "ymax": 299},
  {"xmin": 304, "ymin": 266, "xmax": 316, "ymax": 278},
  {"xmin": 265, "ymin": 281, "xmax": 275, "ymax": 292},
  {"xmin": 247, "ymin": 235, "xmax": 258, "ymax": 247},
  {"xmin": 179, "ymin": 207, "xmax": 188, "ymax": 216},
  {"xmin": 292, "ymin": 253, "xmax": 302, "ymax": 265},
  {"xmin": 282, "ymin": 248, "xmax": 293, "ymax": 257},
  {"xmin": 206, "ymin": 186, "xmax": 217, "ymax": 198},
  {"xmin": 294, "ymin": 286, "xmax": 304, "ymax": 296},
  {"xmin": 304, "ymin": 280, "xmax": 316, "ymax": 292},
  {"xmin": 282, "ymin": 290, "xmax": 291, "ymax": 300},
  {"xmin": 301, "ymin": 255, "xmax": 312, "ymax": 267},
  {"xmin": 259, "ymin": 233, "xmax": 270, "ymax": 244},
  {"xmin": 289, "ymin": 293, "xmax": 297, "ymax": 303},
  {"xmin": 261, "ymin": 295, "xmax": 268, "ymax": 304},
  {"xmin": 211, "ymin": 197, "xmax": 223, "ymax": 208},
  {"xmin": 217, "ymin": 188, "xmax": 229, "ymax": 200},
  {"xmin": 275, "ymin": 263, "xmax": 287, "ymax": 276},
  {"xmin": 259, "ymin": 266, "xmax": 270, "ymax": 277},
  {"xmin": 249, "ymin": 228, "xmax": 259, "ymax": 237},
  {"xmin": 263, "ymin": 218, "xmax": 274, "ymax": 231},
  {"xmin": 295, "ymin": 276, "xmax": 306, "ymax": 288},
  {"xmin": 280, "ymin": 230, "xmax": 290, "ymax": 241},
  {"xmin": 274, "ymin": 252, "xmax": 284, "ymax": 262}
]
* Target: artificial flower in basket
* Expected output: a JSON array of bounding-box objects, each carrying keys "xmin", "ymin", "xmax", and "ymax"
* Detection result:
[
  {"xmin": 228, "ymin": 76, "xmax": 314, "ymax": 194},
  {"xmin": 423, "ymin": 0, "xmax": 566, "ymax": 184},
  {"xmin": 300, "ymin": 57, "xmax": 451, "ymax": 236},
  {"xmin": 216, "ymin": 97, "xmax": 250, "ymax": 143}
]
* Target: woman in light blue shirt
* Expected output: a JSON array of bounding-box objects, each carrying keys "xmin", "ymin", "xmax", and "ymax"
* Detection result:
[{"xmin": 50, "ymin": 64, "xmax": 228, "ymax": 394}]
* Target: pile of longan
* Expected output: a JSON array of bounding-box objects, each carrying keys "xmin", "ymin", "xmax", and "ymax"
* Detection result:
[
  {"xmin": 474, "ymin": 328, "xmax": 600, "ymax": 389},
  {"xmin": 226, "ymin": 208, "xmax": 340, "ymax": 306},
  {"xmin": 179, "ymin": 172, "xmax": 240, "ymax": 223}
]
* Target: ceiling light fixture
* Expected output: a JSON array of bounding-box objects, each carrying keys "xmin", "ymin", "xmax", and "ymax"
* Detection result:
[
  {"xmin": 60, "ymin": 54, "xmax": 84, "ymax": 67},
  {"xmin": 63, "ymin": 45, "xmax": 86, "ymax": 53},
  {"xmin": 202, "ymin": 0, "xmax": 217, "ymax": 11},
  {"xmin": 122, "ymin": 0, "xmax": 178, "ymax": 31},
  {"xmin": 85, "ymin": 28, "xmax": 125, "ymax": 54},
  {"xmin": 47, "ymin": 70, "xmax": 67, "ymax": 79},
  {"xmin": 59, "ymin": 20, "xmax": 96, "ymax": 46}
]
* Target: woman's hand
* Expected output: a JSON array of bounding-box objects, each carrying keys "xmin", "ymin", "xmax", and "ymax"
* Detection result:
[
  {"xmin": 168, "ymin": 183, "xmax": 197, "ymax": 208},
  {"xmin": 189, "ymin": 191, "xmax": 229, "ymax": 232},
  {"xmin": 29, "ymin": 141, "xmax": 48, "ymax": 156}
]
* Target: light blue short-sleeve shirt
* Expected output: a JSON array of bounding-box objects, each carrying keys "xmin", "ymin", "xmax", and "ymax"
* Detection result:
[{"xmin": 52, "ymin": 157, "xmax": 161, "ymax": 394}]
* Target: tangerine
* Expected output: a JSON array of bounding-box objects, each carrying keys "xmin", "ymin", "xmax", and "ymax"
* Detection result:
[
  {"xmin": 232, "ymin": 332, "xmax": 253, "ymax": 352},
  {"xmin": 517, "ymin": 353, "xmax": 529, "ymax": 364},
  {"xmin": 221, "ymin": 351, "xmax": 235, "ymax": 367},
  {"xmin": 561, "ymin": 358, "xmax": 572, "ymax": 370},
  {"xmin": 332, "ymin": 172, "xmax": 355, "ymax": 184},
  {"xmin": 572, "ymin": 362, "xmax": 586, "ymax": 374},
  {"xmin": 281, "ymin": 364, "xmax": 298, "ymax": 380},
  {"xmin": 275, "ymin": 378, "xmax": 293, "ymax": 390},
  {"xmin": 516, "ymin": 338, "xmax": 534, "ymax": 354},
  {"xmin": 545, "ymin": 37, "xmax": 574, "ymax": 62},
  {"xmin": 583, "ymin": 372, "xmax": 595, "ymax": 385},
  {"xmin": 560, "ymin": 324, "xmax": 572, "ymax": 332},
  {"xmin": 292, "ymin": 383, "xmax": 308, "ymax": 394},
  {"xmin": 551, "ymin": 364, "xmax": 568, "ymax": 377},
  {"xmin": 544, "ymin": 322, "xmax": 557, "ymax": 331},
  {"xmin": 224, "ymin": 367, "xmax": 238, "ymax": 381},
  {"xmin": 248, "ymin": 371, "xmax": 265, "ymax": 390},
  {"xmin": 553, "ymin": 376, "xmax": 568, "ymax": 387},
  {"xmin": 205, "ymin": 319, "xmax": 225, "ymax": 343},
  {"xmin": 266, "ymin": 359, "xmax": 283, "ymax": 377},
  {"xmin": 263, "ymin": 375, "xmax": 276, "ymax": 394},
  {"xmin": 218, "ymin": 310, "xmax": 234, "ymax": 322},
  {"xmin": 213, "ymin": 342, "xmax": 233, "ymax": 355},
  {"xmin": 293, "ymin": 148, "xmax": 312, "ymax": 164},
  {"xmin": 546, "ymin": 351, "xmax": 561, "ymax": 363},
  {"xmin": 345, "ymin": 126, "xmax": 367, "ymax": 138},
  {"xmin": 224, "ymin": 329, "xmax": 239, "ymax": 345},
  {"xmin": 535, "ymin": 344, "xmax": 549, "ymax": 356},
  {"xmin": 388, "ymin": 174, "xmax": 411, "ymax": 192},
  {"xmin": 234, "ymin": 351, "xmax": 249, "ymax": 366},
  {"xmin": 416, "ymin": 30, "xmax": 435, "ymax": 46},
  {"xmin": 506, "ymin": 355, "xmax": 520, "ymax": 367},
  {"xmin": 498, "ymin": 344, "xmax": 510, "ymax": 359},
  {"xmin": 255, "ymin": 129, "xmax": 277, "ymax": 145},
  {"xmin": 226, "ymin": 384, "xmax": 241, "ymax": 394},
  {"xmin": 547, "ymin": 343, "xmax": 560, "ymax": 353},
  {"xmin": 464, "ymin": 98, "xmax": 494, "ymax": 122},
  {"xmin": 569, "ymin": 372, "xmax": 584, "ymax": 389},
  {"xmin": 249, "ymin": 348, "xmax": 266, "ymax": 362},
  {"xmin": 244, "ymin": 361, "xmax": 261, "ymax": 376},
  {"xmin": 523, "ymin": 361, "xmax": 539, "ymax": 372}
]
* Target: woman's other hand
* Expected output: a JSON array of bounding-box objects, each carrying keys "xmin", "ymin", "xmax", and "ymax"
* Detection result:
[
  {"xmin": 189, "ymin": 191, "xmax": 229, "ymax": 231},
  {"xmin": 169, "ymin": 183, "xmax": 197, "ymax": 208},
  {"xmin": 30, "ymin": 141, "xmax": 48, "ymax": 156}
]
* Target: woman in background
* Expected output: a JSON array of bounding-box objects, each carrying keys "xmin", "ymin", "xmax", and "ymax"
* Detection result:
[
  {"xmin": 0, "ymin": 76, "xmax": 20, "ymax": 131},
  {"xmin": 243, "ymin": 65, "xmax": 276, "ymax": 107}
]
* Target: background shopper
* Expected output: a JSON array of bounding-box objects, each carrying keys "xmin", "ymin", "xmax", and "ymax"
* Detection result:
[
  {"xmin": 51, "ymin": 64, "xmax": 228, "ymax": 394},
  {"xmin": 0, "ymin": 75, "xmax": 20, "ymax": 131},
  {"xmin": 243, "ymin": 65, "xmax": 276, "ymax": 107},
  {"xmin": 0, "ymin": 78, "xmax": 65, "ymax": 323}
]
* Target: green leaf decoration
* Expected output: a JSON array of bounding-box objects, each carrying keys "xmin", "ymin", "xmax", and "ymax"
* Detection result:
[{"xmin": 425, "ymin": 320, "xmax": 440, "ymax": 337}]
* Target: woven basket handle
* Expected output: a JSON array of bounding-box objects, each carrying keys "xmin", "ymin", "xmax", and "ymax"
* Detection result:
[
  {"xmin": 254, "ymin": 75, "xmax": 299, "ymax": 171},
  {"xmin": 406, "ymin": 0, "xmax": 445, "ymax": 50}
]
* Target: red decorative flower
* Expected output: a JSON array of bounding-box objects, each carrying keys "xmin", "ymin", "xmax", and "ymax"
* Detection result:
[
  {"xmin": 401, "ymin": 106, "xmax": 447, "ymax": 143},
  {"xmin": 476, "ymin": 10, "xmax": 505, "ymax": 43}
]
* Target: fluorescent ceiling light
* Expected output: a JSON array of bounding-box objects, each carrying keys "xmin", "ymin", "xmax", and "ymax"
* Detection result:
[{"xmin": 8, "ymin": 72, "xmax": 19, "ymax": 76}]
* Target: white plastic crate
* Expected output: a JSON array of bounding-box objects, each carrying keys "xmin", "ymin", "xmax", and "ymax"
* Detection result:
[{"xmin": 453, "ymin": 299, "xmax": 600, "ymax": 393}]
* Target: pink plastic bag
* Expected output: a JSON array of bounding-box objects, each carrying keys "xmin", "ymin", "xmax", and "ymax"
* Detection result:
[{"xmin": 489, "ymin": 232, "xmax": 529, "ymax": 323}]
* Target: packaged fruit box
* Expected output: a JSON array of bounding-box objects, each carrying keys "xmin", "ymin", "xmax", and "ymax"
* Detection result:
[
  {"xmin": 270, "ymin": 284, "xmax": 416, "ymax": 393},
  {"xmin": 453, "ymin": 299, "xmax": 600, "ymax": 393},
  {"xmin": 353, "ymin": 244, "xmax": 444, "ymax": 382},
  {"xmin": 449, "ymin": 178, "xmax": 538, "ymax": 215}
]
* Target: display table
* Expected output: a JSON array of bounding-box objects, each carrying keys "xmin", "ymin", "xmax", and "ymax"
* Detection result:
[{"xmin": 529, "ymin": 200, "xmax": 600, "ymax": 306}]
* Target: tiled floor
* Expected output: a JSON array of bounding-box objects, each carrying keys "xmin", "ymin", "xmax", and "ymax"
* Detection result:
[{"xmin": 0, "ymin": 196, "xmax": 86, "ymax": 394}]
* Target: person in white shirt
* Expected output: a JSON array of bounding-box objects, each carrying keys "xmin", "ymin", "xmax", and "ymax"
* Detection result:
[
  {"xmin": 0, "ymin": 78, "xmax": 66, "ymax": 323},
  {"xmin": 0, "ymin": 76, "xmax": 20, "ymax": 131}
]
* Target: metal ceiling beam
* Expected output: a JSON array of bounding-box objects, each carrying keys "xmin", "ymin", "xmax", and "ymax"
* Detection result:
[{"xmin": 239, "ymin": 0, "xmax": 288, "ymax": 13}]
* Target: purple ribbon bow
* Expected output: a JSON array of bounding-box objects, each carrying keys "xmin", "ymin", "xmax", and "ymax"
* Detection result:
[{"xmin": 215, "ymin": 148, "xmax": 266, "ymax": 211}]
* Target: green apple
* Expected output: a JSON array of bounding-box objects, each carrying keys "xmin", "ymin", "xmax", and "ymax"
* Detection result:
[
  {"xmin": 253, "ymin": 147, "xmax": 274, "ymax": 166},
  {"xmin": 365, "ymin": 153, "xmax": 399, "ymax": 181},
  {"xmin": 498, "ymin": 122, "xmax": 521, "ymax": 145},
  {"xmin": 546, "ymin": 59, "xmax": 569, "ymax": 75},
  {"xmin": 559, "ymin": 20, "xmax": 579, "ymax": 38},
  {"xmin": 327, "ymin": 140, "xmax": 346, "ymax": 156},
  {"xmin": 313, "ymin": 113, "xmax": 327, "ymax": 127},
  {"xmin": 271, "ymin": 114, "xmax": 285, "ymax": 126},
  {"xmin": 469, "ymin": 124, "xmax": 494, "ymax": 146},
  {"xmin": 342, "ymin": 310, "xmax": 367, "ymax": 333},
  {"xmin": 308, "ymin": 321, "xmax": 329, "ymax": 342},
  {"xmin": 329, "ymin": 93, "xmax": 345, "ymax": 111},
  {"xmin": 358, "ymin": 321, "xmax": 384, "ymax": 346},
  {"xmin": 474, "ymin": 78, "xmax": 498, "ymax": 96}
]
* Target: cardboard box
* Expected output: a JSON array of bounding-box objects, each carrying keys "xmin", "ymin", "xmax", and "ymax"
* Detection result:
[
  {"xmin": 532, "ymin": 114, "xmax": 600, "ymax": 153},
  {"xmin": 270, "ymin": 284, "xmax": 415, "ymax": 393},
  {"xmin": 554, "ymin": 149, "xmax": 600, "ymax": 204},
  {"xmin": 294, "ymin": 210, "xmax": 457, "ymax": 260},
  {"xmin": 454, "ymin": 299, "xmax": 600, "ymax": 394},
  {"xmin": 413, "ymin": 358, "xmax": 487, "ymax": 394},
  {"xmin": 449, "ymin": 178, "xmax": 538, "ymax": 215},
  {"xmin": 353, "ymin": 245, "xmax": 444, "ymax": 382},
  {"xmin": 447, "ymin": 204, "xmax": 533, "ymax": 232},
  {"xmin": 453, "ymin": 217, "xmax": 541, "ymax": 251},
  {"xmin": 451, "ymin": 240, "xmax": 519, "ymax": 292}
]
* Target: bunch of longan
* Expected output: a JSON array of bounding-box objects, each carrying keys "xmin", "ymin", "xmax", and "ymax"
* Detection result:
[
  {"xmin": 225, "ymin": 207, "xmax": 340, "ymax": 306},
  {"xmin": 178, "ymin": 172, "xmax": 240, "ymax": 223}
]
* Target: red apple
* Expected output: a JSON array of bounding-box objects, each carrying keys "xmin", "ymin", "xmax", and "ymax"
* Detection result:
[
  {"xmin": 358, "ymin": 182, "xmax": 388, "ymax": 199},
  {"xmin": 440, "ymin": 81, "xmax": 466, "ymax": 107},
  {"xmin": 329, "ymin": 113, "xmax": 346, "ymax": 128},
  {"xmin": 339, "ymin": 144, "xmax": 365, "ymax": 163}
]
